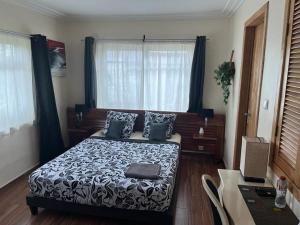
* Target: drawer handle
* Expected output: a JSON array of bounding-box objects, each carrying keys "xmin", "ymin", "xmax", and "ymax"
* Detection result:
[{"xmin": 198, "ymin": 145, "xmax": 205, "ymax": 151}]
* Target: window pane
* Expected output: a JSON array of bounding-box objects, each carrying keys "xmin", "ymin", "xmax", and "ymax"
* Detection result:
[
  {"xmin": 143, "ymin": 42, "xmax": 194, "ymax": 112},
  {"xmin": 0, "ymin": 33, "xmax": 35, "ymax": 133},
  {"xmin": 96, "ymin": 41, "xmax": 143, "ymax": 110},
  {"xmin": 95, "ymin": 41, "xmax": 195, "ymax": 112}
]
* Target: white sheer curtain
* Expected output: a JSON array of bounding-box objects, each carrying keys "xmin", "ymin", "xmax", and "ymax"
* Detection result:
[
  {"xmin": 143, "ymin": 42, "xmax": 194, "ymax": 111},
  {"xmin": 96, "ymin": 41, "xmax": 143, "ymax": 109},
  {"xmin": 0, "ymin": 33, "xmax": 35, "ymax": 134},
  {"xmin": 95, "ymin": 40, "xmax": 194, "ymax": 112}
]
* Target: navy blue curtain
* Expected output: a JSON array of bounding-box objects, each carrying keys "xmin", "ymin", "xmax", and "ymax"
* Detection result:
[
  {"xmin": 31, "ymin": 34, "xmax": 64, "ymax": 164},
  {"xmin": 84, "ymin": 36, "xmax": 96, "ymax": 108},
  {"xmin": 187, "ymin": 36, "xmax": 206, "ymax": 113}
]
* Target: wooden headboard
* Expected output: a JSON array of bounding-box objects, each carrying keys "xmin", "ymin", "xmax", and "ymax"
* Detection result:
[{"xmin": 67, "ymin": 107, "xmax": 225, "ymax": 161}]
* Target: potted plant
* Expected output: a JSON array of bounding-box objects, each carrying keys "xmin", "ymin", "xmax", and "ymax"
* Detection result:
[{"xmin": 214, "ymin": 50, "xmax": 235, "ymax": 105}]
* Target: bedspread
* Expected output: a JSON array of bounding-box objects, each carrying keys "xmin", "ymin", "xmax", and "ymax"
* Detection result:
[{"xmin": 28, "ymin": 137, "xmax": 180, "ymax": 212}]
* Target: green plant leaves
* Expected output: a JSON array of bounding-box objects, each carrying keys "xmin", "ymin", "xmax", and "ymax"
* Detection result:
[{"xmin": 214, "ymin": 61, "xmax": 235, "ymax": 104}]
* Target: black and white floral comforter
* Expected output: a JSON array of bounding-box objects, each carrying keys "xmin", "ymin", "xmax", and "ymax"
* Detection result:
[{"xmin": 28, "ymin": 137, "xmax": 180, "ymax": 212}]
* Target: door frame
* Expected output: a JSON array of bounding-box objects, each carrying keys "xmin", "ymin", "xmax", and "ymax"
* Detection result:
[{"xmin": 232, "ymin": 3, "xmax": 269, "ymax": 169}]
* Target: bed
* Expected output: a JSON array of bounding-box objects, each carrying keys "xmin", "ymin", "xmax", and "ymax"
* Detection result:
[{"xmin": 26, "ymin": 132, "xmax": 181, "ymax": 225}]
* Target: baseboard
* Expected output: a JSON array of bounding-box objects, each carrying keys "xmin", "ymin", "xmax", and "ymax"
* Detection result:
[{"xmin": 0, "ymin": 162, "xmax": 39, "ymax": 189}]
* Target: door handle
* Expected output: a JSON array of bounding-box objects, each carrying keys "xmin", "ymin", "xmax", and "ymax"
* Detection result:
[{"xmin": 244, "ymin": 112, "xmax": 251, "ymax": 117}]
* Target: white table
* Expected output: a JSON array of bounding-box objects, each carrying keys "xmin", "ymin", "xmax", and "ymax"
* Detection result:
[{"xmin": 218, "ymin": 169, "xmax": 272, "ymax": 225}]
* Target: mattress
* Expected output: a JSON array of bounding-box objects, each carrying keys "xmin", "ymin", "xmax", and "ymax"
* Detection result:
[
  {"xmin": 91, "ymin": 130, "xmax": 182, "ymax": 144},
  {"xmin": 28, "ymin": 137, "xmax": 180, "ymax": 212}
]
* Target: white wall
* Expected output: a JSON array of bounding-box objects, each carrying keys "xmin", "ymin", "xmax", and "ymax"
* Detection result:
[
  {"xmin": 64, "ymin": 19, "xmax": 231, "ymax": 114},
  {"xmin": 0, "ymin": 1, "xmax": 67, "ymax": 187},
  {"xmin": 224, "ymin": 0, "xmax": 286, "ymax": 169},
  {"xmin": 225, "ymin": 0, "xmax": 300, "ymax": 219}
]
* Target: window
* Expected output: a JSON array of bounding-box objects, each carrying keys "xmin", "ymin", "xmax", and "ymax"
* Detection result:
[
  {"xmin": 273, "ymin": 0, "xmax": 300, "ymax": 187},
  {"xmin": 96, "ymin": 41, "xmax": 143, "ymax": 110},
  {"xmin": 95, "ymin": 41, "xmax": 194, "ymax": 112},
  {"xmin": 0, "ymin": 33, "xmax": 35, "ymax": 134}
]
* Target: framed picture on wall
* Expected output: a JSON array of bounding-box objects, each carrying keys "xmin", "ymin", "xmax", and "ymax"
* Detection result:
[{"xmin": 47, "ymin": 39, "xmax": 66, "ymax": 76}]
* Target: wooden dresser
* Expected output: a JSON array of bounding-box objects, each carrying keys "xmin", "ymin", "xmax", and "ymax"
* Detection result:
[{"xmin": 67, "ymin": 108, "xmax": 225, "ymax": 161}]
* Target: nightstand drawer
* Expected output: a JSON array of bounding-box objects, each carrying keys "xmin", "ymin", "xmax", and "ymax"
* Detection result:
[
  {"xmin": 189, "ymin": 135, "xmax": 217, "ymax": 153},
  {"xmin": 197, "ymin": 143, "xmax": 217, "ymax": 153}
]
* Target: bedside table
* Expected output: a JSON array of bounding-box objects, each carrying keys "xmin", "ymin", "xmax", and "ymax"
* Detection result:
[{"xmin": 191, "ymin": 132, "xmax": 221, "ymax": 162}]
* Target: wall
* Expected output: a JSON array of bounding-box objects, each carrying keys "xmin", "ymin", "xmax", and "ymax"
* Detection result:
[
  {"xmin": 225, "ymin": 0, "xmax": 300, "ymax": 219},
  {"xmin": 0, "ymin": 1, "xmax": 67, "ymax": 187},
  {"xmin": 224, "ymin": 0, "xmax": 286, "ymax": 169},
  {"xmin": 64, "ymin": 19, "xmax": 231, "ymax": 114}
]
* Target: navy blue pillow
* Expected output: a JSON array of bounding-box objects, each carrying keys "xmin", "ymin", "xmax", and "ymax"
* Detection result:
[
  {"xmin": 149, "ymin": 122, "xmax": 168, "ymax": 141},
  {"xmin": 106, "ymin": 120, "xmax": 126, "ymax": 139}
]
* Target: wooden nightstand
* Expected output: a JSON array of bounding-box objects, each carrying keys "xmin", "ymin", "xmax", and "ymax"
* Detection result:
[
  {"xmin": 184, "ymin": 122, "xmax": 224, "ymax": 162},
  {"xmin": 192, "ymin": 133, "xmax": 218, "ymax": 155}
]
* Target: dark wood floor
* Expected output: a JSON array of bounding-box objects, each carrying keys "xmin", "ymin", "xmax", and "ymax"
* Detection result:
[{"xmin": 0, "ymin": 155, "xmax": 224, "ymax": 225}]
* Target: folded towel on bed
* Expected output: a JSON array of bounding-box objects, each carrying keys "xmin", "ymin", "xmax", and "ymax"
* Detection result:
[{"xmin": 125, "ymin": 163, "xmax": 161, "ymax": 179}]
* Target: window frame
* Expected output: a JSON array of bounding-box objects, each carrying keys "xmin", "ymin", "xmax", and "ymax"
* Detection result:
[
  {"xmin": 95, "ymin": 40, "xmax": 195, "ymax": 112},
  {"xmin": 0, "ymin": 33, "xmax": 35, "ymax": 134}
]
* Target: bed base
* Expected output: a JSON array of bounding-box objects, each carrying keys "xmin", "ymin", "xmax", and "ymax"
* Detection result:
[
  {"xmin": 27, "ymin": 194, "xmax": 173, "ymax": 224},
  {"xmin": 27, "ymin": 183, "xmax": 178, "ymax": 225},
  {"xmin": 26, "ymin": 157, "xmax": 181, "ymax": 225}
]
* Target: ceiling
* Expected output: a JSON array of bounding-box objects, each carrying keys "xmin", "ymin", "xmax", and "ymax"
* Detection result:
[{"xmin": 3, "ymin": 0, "xmax": 244, "ymax": 20}]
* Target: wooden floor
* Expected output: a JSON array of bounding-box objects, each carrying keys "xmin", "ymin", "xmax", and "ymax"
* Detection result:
[{"xmin": 0, "ymin": 155, "xmax": 224, "ymax": 225}]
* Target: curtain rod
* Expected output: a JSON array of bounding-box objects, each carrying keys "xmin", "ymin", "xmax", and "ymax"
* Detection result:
[
  {"xmin": 0, "ymin": 28, "xmax": 31, "ymax": 38},
  {"xmin": 81, "ymin": 35, "xmax": 209, "ymax": 42},
  {"xmin": 0, "ymin": 28, "xmax": 210, "ymax": 42}
]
